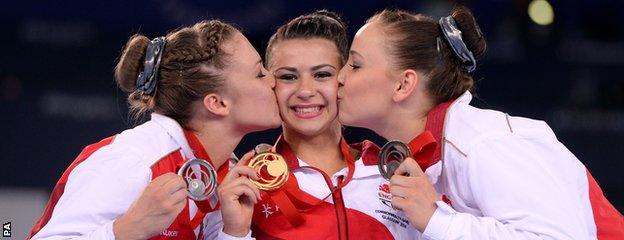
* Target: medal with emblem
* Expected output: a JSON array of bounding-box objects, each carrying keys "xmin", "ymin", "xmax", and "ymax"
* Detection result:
[
  {"xmin": 248, "ymin": 143, "xmax": 289, "ymax": 191},
  {"xmin": 378, "ymin": 140, "xmax": 411, "ymax": 180},
  {"xmin": 177, "ymin": 158, "xmax": 218, "ymax": 201}
]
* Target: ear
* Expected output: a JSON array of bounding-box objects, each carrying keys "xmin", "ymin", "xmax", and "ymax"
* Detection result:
[
  {"xmin": 392, "ymin": 69, "xmax": 419, "ymax": 103},
  {"xmin": 202, "ymin": 93, "xmax": 230, "ymax": 116}
]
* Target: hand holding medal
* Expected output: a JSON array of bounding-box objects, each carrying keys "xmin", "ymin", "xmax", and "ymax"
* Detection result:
[
  {"xmin": 379, "ymin": 132, "xmax": 438, "ymax": 232},
  {"xmin": 218, "ymin": 144, "xmax": 289, "ymax": 237},
  {"xmin": 247, "ymin": 143, "xmax": 289, "ymax": 191},
  {"xmin": 177, "ymin": 158, "xmax": 218, "ymax": 201}
]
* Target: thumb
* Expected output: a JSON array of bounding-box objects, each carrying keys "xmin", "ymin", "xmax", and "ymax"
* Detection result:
[{"xmin": 236, "ymin": 150, "xmax": 256, "ymax": 167}]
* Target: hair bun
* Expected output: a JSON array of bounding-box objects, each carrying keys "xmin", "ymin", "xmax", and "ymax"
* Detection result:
[
  {"xmin": 115, "ymin": 34, "xmax": 150, "ymax": 93},
  {"xmin": 450, "ymin": 6, "xmax": 486, "ymax": 61}
]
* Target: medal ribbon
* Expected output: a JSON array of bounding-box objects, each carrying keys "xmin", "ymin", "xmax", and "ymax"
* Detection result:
[{"xmin": 260, "ymin": 138, "xmax": 355, "ymax": 227}]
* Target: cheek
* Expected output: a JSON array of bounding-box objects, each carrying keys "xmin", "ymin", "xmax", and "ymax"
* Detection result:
[
  {"xmin": 322, "ymin": 79, "xmax": 339, "ymax": 99},
  {"xmin": 344, "ymin": 72, "xmax": 369, "ymax": 99},
  {"xmin": 347, "ymin": 71, "xmax": 390, "ymax": 110},
  {"xmin": 320, "ymin": 82, "xmax": 338, "ymax": 113},
  {"xmin": 274, "ymin": 83, "xmax": 294, "ymax": 108}
]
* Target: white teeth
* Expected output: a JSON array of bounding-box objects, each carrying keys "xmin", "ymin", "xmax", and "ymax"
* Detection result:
[{"xmin": 294, "ymin": 106, "xmax": 321, "ymax": 113}]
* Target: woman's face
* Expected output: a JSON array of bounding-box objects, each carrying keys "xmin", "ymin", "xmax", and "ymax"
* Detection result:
[
  {"xmin": 221, "ymin": 32, "xmax": 282, "ymax": 133},
  {"xmin": 269, "ymin": 38, "xmax": 342, "ymax": 137},
  {"xmin": 337, "ymin": 21, "xmax": 397, "ymax": 131}
]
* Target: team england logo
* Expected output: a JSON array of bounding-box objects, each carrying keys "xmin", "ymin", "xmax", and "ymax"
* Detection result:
[{"xmin": 378, "ymin": 183, "xmax": 393, "ymax": 207}]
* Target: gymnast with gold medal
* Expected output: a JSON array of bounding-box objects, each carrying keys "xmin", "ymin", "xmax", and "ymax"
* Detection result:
[{"xmin": 216, "ymin": 10, "xmax": 424, "ymax": 240}]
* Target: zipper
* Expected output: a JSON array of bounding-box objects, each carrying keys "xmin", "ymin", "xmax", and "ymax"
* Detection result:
[{"xmin": 299, "ymin": 166, "xmax": 351, "ymax": 239}]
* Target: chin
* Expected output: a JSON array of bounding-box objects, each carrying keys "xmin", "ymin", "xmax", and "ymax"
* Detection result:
[
  {"xmin": 286, "ymin": 123, "xmax": 323, "ymax": 137},
  {"xmin": 298, "ymin": 128, "xmax": 325, "ymax": 137}
]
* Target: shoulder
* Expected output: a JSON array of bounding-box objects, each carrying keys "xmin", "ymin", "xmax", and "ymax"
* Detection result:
[
  {"xmin": 74, "ymin": 120, "xmax": 181, "ymax": 175},
  {"xmin": 443, "ymin": 96, "xmax": 556, "ymax": 158}
]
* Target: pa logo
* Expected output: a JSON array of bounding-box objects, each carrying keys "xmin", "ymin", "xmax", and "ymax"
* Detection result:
[{"xmin": 2, "ymin": 222, "xmax": 10, "ymax": 237}]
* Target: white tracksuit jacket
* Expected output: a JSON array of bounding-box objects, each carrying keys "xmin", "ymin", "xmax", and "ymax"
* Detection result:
[{"xmin": 29, "ymin": 113, "xmax": 229, "ymax": 240}]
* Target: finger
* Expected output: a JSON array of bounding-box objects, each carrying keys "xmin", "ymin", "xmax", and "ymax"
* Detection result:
[
  {"xmin": 222, "ymin": 165, "xmax": 259, "ymax": 184},
  {"xmin": 221, "ymin": 176, "xmax": 261, "ymax": 201},
  {"xmin": 169, "ymin": 188, "xmax": 189, "ymax": 205},
  {"xmin": 237, "ymin": 150, "xmax": 256, "ymax": 166},
  {"xmin": 394, "ymin": 157, "xmax": 424, "ymax": 177},
  {"xmin": 389, "ymin": 185, "xmax": 410, "ymax": 199},
  {"xmin": 152, "ymin": 172, "xmax": 179, "ymax": 186},
  {"xmin": 162, "ymin": 175, "xmax": 187, "ymax": 194},
  {"xmin": 237, "ymin": 176, "xmax": 262, "ymax": 201},
  {"xmin": 225, "ymin": 184, "xmax": 260, "ymax": 204},
  {"xmin": 232, "ymin": 166, "xmax": 260, "ymax": 180},
  {"xmin": 391, "ymin": 196, "xmax": 407, "ymax": 211},
  {"xmin": 171, "ymin": 197, "xmax": 188, "ymax": 215},
  {"xmin": 389, "ymin": 174, "xmax": 415, "ymax": 187}
]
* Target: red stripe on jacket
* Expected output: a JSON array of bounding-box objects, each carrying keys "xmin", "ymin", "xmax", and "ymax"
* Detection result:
[{"xmin": 28, "ymin": 136, "xmax": 115, "ymax": 239}]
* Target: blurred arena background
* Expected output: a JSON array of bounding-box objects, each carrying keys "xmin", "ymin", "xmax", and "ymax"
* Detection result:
[{"xmin": 1, "ymin": 0, "xmax": 622, "ymax": 238}]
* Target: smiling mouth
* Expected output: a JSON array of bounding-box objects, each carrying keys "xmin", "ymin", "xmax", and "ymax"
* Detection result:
[{"xmin": 291, "ymin": 105, "xmax": 324, "ymax": 119}]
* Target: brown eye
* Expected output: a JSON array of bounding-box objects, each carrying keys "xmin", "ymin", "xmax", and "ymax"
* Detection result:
[{"xmin": 314, "ymin": 71, "xmax": 332, "ymax": 79}]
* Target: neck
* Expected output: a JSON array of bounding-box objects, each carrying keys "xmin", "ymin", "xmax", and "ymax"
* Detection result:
[
  {"xmin": 377, "ymin": 105, "xmax": 429, "ymax": 144},
  {"xmin": 283, "ymin": 120, "xmax": 344, "ymax": 176},
  {"xmin": 188, "ymin": 119, "xmax": 243, "ymax": 169}
]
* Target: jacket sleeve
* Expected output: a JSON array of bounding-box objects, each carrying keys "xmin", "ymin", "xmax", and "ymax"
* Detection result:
[
  {"xmin": 422, "ymin": 134, "xmax": 591, "ymax": 240},
  {"xmin": 31, "ymin": 146, "xmax": 150, "ymax": 240},
  {"xmin": 213, "ymin": 230, "xmax": 254, "ymax": 240},
  {"xmin": 201, "ymin": 210, "xmax": 254, "ymax": 240}
]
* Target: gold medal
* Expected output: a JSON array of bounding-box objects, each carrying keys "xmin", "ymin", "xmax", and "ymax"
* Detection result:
[{"xmin": 248, "ymin": 144, "xmax": 289, "ymax": 191}]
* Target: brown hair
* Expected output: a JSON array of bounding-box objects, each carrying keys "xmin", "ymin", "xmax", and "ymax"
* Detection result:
[
  {"xmin": 266, "ymin": 10, "xmax": 349, "ymax": 66},
  {"xmin": 368, "ymin": 6, "xmax": 486, "ymax": 104},
  {"xmin": 115, "ymin": 20, "xmax": 237, "ymax": 126}
]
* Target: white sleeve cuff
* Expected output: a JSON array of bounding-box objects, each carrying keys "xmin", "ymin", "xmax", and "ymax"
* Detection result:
[
  {"xmin": 82, "ymin": 220, "xmax": 116, "ymax": 239},
  {"xmin": 215, "ymin": 228, "xmax": 254, "ymax": 240},
  {"xmin": 421, "ymin": 201, "xmax": 456, "ymax": 240}
]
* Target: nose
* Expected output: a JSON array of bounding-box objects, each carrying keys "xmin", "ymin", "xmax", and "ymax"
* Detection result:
[{"xmin": 296, "ymin": 76, "xmax": 316, "ymax": 99}]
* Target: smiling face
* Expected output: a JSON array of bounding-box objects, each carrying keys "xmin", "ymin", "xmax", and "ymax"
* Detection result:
[
  {"xmin": 337, "ymin": 21, "xmax": 398, "ymax": 131},
  {"xmin": 269, "ymin": 38, "xmax": 343, "ymax": 137}
]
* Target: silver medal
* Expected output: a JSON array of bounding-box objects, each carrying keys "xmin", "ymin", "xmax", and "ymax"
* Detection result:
[
  {"xmin": 378, "ymin": 141, "xmax": 411, "ymax": 180},
  {"xmin": 177, "ymin": 158, "xmax": 218, "ymax": 201}
]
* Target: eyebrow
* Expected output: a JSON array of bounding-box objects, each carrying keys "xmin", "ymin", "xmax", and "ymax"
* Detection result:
[
  {"xmin": 311, "ymin": 64, "xmax": 336, "ymax": 71},
  {"xmin": 274, "ymin": 64, "xmax": 336, "ymax": 73},
  {"xmin": 274, "ymin": 66, "xmax": 297, "ymax": 72}
]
